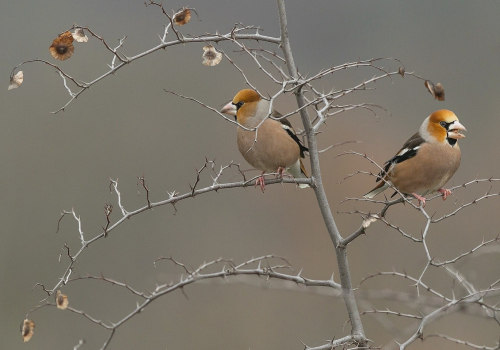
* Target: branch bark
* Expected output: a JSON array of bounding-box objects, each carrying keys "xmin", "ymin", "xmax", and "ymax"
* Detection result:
[{"xmin": 276, "ymin": 0, "xmax": 366, "ymax": 344}]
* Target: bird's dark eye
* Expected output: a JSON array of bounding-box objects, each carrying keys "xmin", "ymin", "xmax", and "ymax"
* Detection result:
[
  {"xmin": 234, "ymin": 101, "xmax": 244, "ymax": 110},
  {"xmin": 439, "ymin": 121, "xmax": 447, "ymax": 128}
]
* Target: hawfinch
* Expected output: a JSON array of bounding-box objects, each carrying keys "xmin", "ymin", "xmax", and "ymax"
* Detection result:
[
  {"xmin": 221, "ymin": 89, "xmax": 309, "ymax": 191},
  {"xmin": 364, "ymin": 109, "xmax": 466, "ymax": 206}
]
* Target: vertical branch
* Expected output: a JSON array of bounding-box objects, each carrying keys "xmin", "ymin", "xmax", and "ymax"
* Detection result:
[{"xmin": 276, "ymin": 0, "xmax": 366, "ymax": 343}]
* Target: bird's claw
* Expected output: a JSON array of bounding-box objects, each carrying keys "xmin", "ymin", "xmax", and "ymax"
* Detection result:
[
  {"xmin": 276, "ymin": 167, "xmax": 285, "ymax": 179},
  {"xmin": 411, "ymin": 192, "xmax": 427, "ymax": 207},
  {"xmin": 437, "ymin": 188, "xmax": 452, "ymax": 200},
  {"xmin": 255, "ymin": 173, "xmax": 266, "ymax": 192}
]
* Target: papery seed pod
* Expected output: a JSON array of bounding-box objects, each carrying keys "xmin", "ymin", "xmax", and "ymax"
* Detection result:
[
  {"xmin": 202, "ymin": 45, "xmax": 222, "ymax": 66},
  {"xmin": 56, "ymin": 290, "xmax": 69, "ymax": 310},
  {"xmin": 433, "ymin": 82, "xmax": 445, "ymax": 101},
  {"xmin": 49, "ymin": 31, "xmax": 75, "ymax": 61},
  {"xmin": 425, "ymin": 80, "xmax": 445, "ymax": 101},
  {"xmin": 362, "ymin": 215, "xmax": 378, "ymax": 228},
  {"xmin": 72, "ymin": 28, "xmax": 88, "ymax": 43},
  {"xmin": 21, "ymin": 319, "xmax": 35, "ymax": 342},
  {"xmin": 398, "ymin": 67, "xmax": 405, "ymax": 78},
  {"xmin": 8, "ymin": 71, "xmax": 23, "ymax": 90},
  {"xmin": 173, "ymin": 8, "xmax": 191, "ymax": 26}
]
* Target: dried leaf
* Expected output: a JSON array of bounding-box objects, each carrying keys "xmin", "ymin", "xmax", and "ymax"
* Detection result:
[
  {"xmin": 202, "ymin": 45, "xmax": 222, "ymax": 66},
  {"xmin": 49, "ymin": 31, "xmax": 75, "ymax": 61},
  {"xmin": 433, "ymin": 83, "xmax": 445, "ymax": 101},
  {"xmin": 56, "ymin": 290, "xmax": 69, "ymax": 310},
  {"xmin": 425, "ymin": 80, "xmax": 435, "ymax": 96},
  {"xmin": 21, "ymin": 319, "xmax": 35, "ymax": 342},
  {"xmin": 362, "ymin": 215, "xmax": 379, "ymax": 229},
  {"xmin": 398, "ymin": 67, "xmax": 405, "ymax": 78},
  {"xmin": 72, "ymin": 28, "xmax": 88, "ymax": 43},
  {"xmin": 173, "ymin": 8, "xmax": 191, "ymax": 26},
  {"xmin": 425, "ymin": 80, "xmax": 445, "ymax": 101},
  {"xmin": 8, "ymin": 71, "xmax": 23, "ymax": 90}
]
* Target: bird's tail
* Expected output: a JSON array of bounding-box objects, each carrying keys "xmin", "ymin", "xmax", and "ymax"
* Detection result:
[
  {"xmin": 363, "ymin": 181, "xmax": 389, "ymax": 198},
  {"xmin": 288, "ymin": 159, "xmax": 310, "ymax": 189}
]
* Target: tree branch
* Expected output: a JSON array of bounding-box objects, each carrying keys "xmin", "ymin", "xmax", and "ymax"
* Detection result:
[{"xmin": 276, "ymin": 0, "xmax": 366, "ymax": 344}]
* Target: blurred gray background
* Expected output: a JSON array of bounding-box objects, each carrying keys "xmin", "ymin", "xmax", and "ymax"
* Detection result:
[{"xmin": 2, "ymin": 1, "xmax": 500, "ymax": 349}]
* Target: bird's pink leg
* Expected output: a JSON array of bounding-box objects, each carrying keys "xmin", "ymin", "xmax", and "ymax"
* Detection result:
[
  {"xmin": 437, "ymin": 188, "xmax": 452, "ymax": 200},
  {"xmin": 276, "ymin": 167, "xmax": 285, "ymax": 179},
  {"xmin": 255, "ymin": 171, "xmax": 266, "ymax": 192},
  {"xmin": 411, "ymin": 193, "xmax": 427, "ymax": 207}
]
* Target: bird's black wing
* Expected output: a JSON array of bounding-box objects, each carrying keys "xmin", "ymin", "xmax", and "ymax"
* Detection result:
[
  {"xmin": 273, "ymin": 110, "xmax": 309, "ymax": 158},
  {"xmin": 376, "ymin": 132, "xmax": 425, "ymax": 182}
]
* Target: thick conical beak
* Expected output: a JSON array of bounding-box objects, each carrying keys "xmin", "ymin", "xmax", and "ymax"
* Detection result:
[
  {"xmin": 448, "ymin": 120, "xmax": 466, "ymax": 139},
  {"xmin": 221, "ymin": 101, "xmax": 237, "ymax": 116}
]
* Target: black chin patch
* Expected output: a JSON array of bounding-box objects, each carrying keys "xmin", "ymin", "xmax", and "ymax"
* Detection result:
[{"xmin": 447, "ymin": 137, "xmax": 457, "ymax": 146}]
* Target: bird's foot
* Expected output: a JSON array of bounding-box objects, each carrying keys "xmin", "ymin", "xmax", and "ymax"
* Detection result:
[
  {"xmin": 411, "ymin": 193, "xmax": 427, "ymax": 207},
  {"xmin": 276, "ymin": 167, "xmax": 286, "ymax": 179},
  {"xmin": 437, "ymin": 188, "xmax": 452, "ymax": 200},
  {"xmin": 255, "ymin": 172, "xmax": 266, "ymax": 192}
]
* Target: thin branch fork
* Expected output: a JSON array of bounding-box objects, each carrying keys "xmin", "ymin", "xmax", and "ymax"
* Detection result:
[
  {"xmin": 303, "ymin": 335, "xmax": 357, "ymax": 350},
  {"xmin": 30, "ymin": 255, "xmax": 342, "ymax": 349},
  {"xmin": 399, "ymin": 288, "xmax": 500, "ymax": 349},
  {"xmin": 38, "ymin": 162, "xmax": 313, "ymax": 301},
  {"xmin": 425, "ymin": 333, "xmax": 500, "ymax": 350},
  {"xmin": 13, "ymin": 27, "xmax": 281, "ymax": 114}
]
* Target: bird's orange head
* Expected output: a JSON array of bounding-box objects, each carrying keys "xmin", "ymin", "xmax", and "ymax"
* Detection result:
[
  {"xmin": 422, "ymin": 109, "xmax": 466, "ymax": 144},
  {"xmin": 221, "ymin": 89, "xmax": 263, "ymax": 125}
]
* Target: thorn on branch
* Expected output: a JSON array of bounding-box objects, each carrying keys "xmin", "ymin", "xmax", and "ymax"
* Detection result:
[
  {"xmin": 31, "ymin": 283, "xmax": 51, "ymax": 296},
  {"xmin": 102, "ymin": 203, "xmax": 113, "ymax": 237},
  {"xmin": 59, "ymin": 243, "xmax": 75, "ymax": 262},
  {"xmin": 137, "ymin": 175, "xmax": 152, "ymax": 208}
]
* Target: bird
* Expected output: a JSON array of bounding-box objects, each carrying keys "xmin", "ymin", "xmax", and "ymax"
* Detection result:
[
  {"xmin": 220, "ymin": 89, "xmax": 309, "ymax": 191},
  {"xmin": 364, "ymin": 109, "xmax": 466, "ymax": 207}
]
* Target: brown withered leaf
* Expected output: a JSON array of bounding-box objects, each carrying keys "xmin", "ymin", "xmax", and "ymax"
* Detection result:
[
  {"xmin": 425, "ymin": 80, "xmax": 435, "ymax": 95},
  {"xmin": 21, "ymin": 319, "xmax": 35, "ymax": 342},
  {"xmin": 425, "ymin": 80, "xmax": 445, "ymax": 101},
  {"xmin": 8, "ymin": 71, "xmax": 23, "ymax": 90},
  {"xmin": 173, "ymin": 8, "xmax": 191, "ymax": 26},
  {"xmin": 398, "ymin": 67, "xmax": 405, "ymax": 78},
  {"xmin": 56, "ymin": 290, "xmax": 69, "ymax": 310},
  {"xmin": 49, "ymin": 31, "xmax": 75, "ymax": 61},
  {"xmin": 202, "ymin": 45, "xmax": 222, "ymax": 66},
  {"xmin": 433, "ymin": 83, "xmax": 445, "ymax": 101},
  {"xmin": 72, "ymin": 28, "xmax": 88, "ymax": 43}
]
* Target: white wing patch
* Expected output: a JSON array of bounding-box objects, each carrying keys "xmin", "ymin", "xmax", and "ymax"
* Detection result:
[
  {"xmin": 396, "ymin": 148, "xmax": 409, "ymax": 156},
  {"xmin": 396, "ymin": 146, "xmax": 420, "ymax": 157}
]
